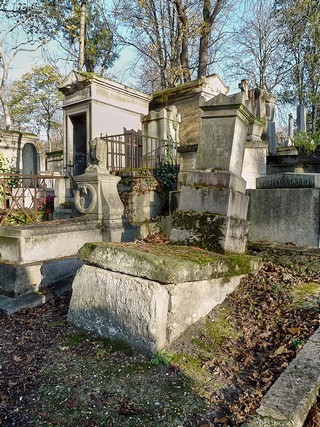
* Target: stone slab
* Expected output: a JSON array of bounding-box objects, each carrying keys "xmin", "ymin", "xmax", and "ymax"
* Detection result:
[
  {"xmin": 178, "ymin": 186, "xmax": 249, "ymax": 220},
  {"xmin": 170, "ymin": 211, "xmax": 249, "ymax": 253},
  {"xmin": 68, "ymin": 265, "xmax": 170, "ymax": 354},
  {"xmin": 185, "ymin": 170, "xmax": 247, "ymax": 193},
  {"xmin": 77, "ymin": 242, "xmax": 255, "ymax": 283},
  {"xmin": 247, "ymin": 188, "xmax": 320, "ymax": 248},
  {"xmin": 243, "ymin": 327, "xmax": 320, "ymax": 427},
  {"xmin": 256, "ymin": 173, "xmax": 320, "ymax": 189},
  {"xmin": 0, "ymin": 278, "xmax": 72, "ymax": 315},
  {"xmin": 0, "ymin": 257, "xmax": 82, "ymax": 297},
  {"xmin": 0, "ymin": 218, "xmax": 102, "ymax": 264}
]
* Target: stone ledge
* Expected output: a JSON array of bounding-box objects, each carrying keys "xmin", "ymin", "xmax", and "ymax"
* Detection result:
[
  {"xmin": 243, "ymin": 326, "xmax": 320, "ymax": 427},
  {"xmin": 0, "ymin": 279, "xmax": 72, "ymax": 316},
  {"xmin": 77, "ymin": 242, "xmax": 258, "ymax": 283}
]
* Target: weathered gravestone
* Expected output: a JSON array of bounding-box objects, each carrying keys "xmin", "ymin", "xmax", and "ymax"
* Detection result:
[
  {"xmin": 248, "ymin": 172, "xmax": 320, "ymax": 247},
  {"xmin": 170, "ymin": 87, "xmax": 255, "ymax": 253},
  {"xmin": 68, "ymin": 242, "xmax": 258, "ymax": 354}
]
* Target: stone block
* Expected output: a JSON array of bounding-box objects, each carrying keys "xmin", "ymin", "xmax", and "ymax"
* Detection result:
[
  {"xmin": 242, "ymin": 144, "xmax": 267, "ymax": 189},
  {"xmin": 247, "ymin": 188, "xmax": 320, "ymax": 247},
  {"xmin": 195, "ymin": 92, "xmax": 254, "ymax": 176},
  {"xmin": 165, "ymin": 276, "xmax": 242, "ymax": 343},
  {"xmin": 186, "ymin": 170, "xmax": 247, "ymax": 193},
  {"xmin": 170, "ymin": 211, "xmax": 249, "ymax": 253},
  {"xmin": 68, "ymin": 265, "xmax": 170, "ymax": 354},
  {"xmin": 0, "ymin": 263, "xmax": 42, "ymax": 297},
  {"xmin": 69, "ymin": 243, "xmax": 258, "ymax": 352},
  {"xmin": 178, "ymin": 186, "xmax": 249, "ymax": 220},
  {"xmin": 0, "ymin": 219, "xmax": 102, "ymax": 264},
  {"xmin": 0, "ymin": 257, "xmax": 82, "ymax": 297}
]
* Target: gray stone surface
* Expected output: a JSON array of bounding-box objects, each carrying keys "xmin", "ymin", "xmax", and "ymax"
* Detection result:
[
  {"xmin": 68, "ymin": 262, "xmax": 246, "ymax": 353},
  {"xmin": 68, "ymin": 265, "xmax": 169, "ymax": 354},
  {"xmin": 256, "ymin": 173, "xmax": 320, "ymax": 189},
  {"xmin": 165, "ymin": 275, "xmax": 242, "ymax": 343},
  {"xmin": 247, "ymin": 188, "xmax": 320, "ymax": 247},
  {"xmin": 171, "ymin": 211, "xmax": 249, "ymax": 253},
  {"xmin": 0, "ymin": 257, "xmax": 82, "ymax": 297},
  {"xmin": 0, "ymin": 278, "xmax": 72, "ymax": 315},
  {"xmin": 244, "ymin": 327, "xmax": 320, "ymax": 427},
  {"xmin": 0, "ymin": 218, "xmax": 102, "ymax": 264},
  {"xmin": 178, "ymin": 186, "xmax": 249, "ymax": 220},
  {"xmin": 77, "ymin": 242, "xmax": 254, "ymax": 283},
  {"xmin": 195, "ymin": 92, "xmax": 254, "ymax": 175},
  {"xmin": 0, "ymin": 263, "xmax": 42, "ymax": 297},
  {"xmin": 186, "ymin": 170, "xmax": 247, "ymax": 193}
]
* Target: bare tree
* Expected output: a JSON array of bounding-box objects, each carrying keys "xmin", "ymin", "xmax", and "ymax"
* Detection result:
[
  {"xmin": 114, "ymin": 0, "xmax": 231, "ymax": 90},
  {"xmin": 226, "ymin": 1, "xmax": 289, "ymax": 93}
]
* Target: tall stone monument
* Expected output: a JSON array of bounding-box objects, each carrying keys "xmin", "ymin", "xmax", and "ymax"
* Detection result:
[{"xmin": 170, "ymin": 86, "xmax": 255, "ymax": 253}]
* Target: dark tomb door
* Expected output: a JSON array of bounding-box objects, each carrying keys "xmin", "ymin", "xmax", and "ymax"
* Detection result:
[{"xmin": 71, "ymin": 113, "xmax": 87, "ymax": 176}]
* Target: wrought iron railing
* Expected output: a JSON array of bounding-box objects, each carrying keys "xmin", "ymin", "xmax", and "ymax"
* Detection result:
[
  {"xmin": 103, "ymin": 132, "xmax": 179, "ymax": 176},
  {"xmin": 0, "ymin": 173, "xmax": 63, "ymax": 226}
]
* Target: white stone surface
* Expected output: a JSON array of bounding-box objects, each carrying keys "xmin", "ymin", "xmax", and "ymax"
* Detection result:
[
  {"xmin": 68, "ymin": 263, "xmax": 244, "ymax": 353},
  {"xmin": 244, "ymin": 327, "xmax": 320, "ymax": 427},
  {"xmin": 0, "ymin": 219, "xmax": 102, "ymax": 263},
  {"xmin": 165, "ymin": 276, "xmax": 242, "ymax": 343},
  {"xmin": 68, "ymin": 265, "xmax": 170, "ymax": 354}
]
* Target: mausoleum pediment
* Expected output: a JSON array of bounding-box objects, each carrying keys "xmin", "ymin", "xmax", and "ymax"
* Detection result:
[{"xmin": 59, "ymin": 71, "xmax": 93, "ymax": 95}]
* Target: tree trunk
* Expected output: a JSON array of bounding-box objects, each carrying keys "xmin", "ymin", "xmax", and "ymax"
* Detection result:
[
  {"xmin": 77, "ymin": 0, "xmax": 87, "ymax": 72},
  {"xmin": 173, "ymin": 0, "xmax": 191, "ymax": 82},
  {"xmin": 197, "ymin": 0, "xmax": 226, "ymax": 79},
  {"xmin": 0, "ymin": 92, "xmax": 12, "ymax": 130},
  {"xmin": 198, "ymin": 29, "xmax": 210, "ymax": 79},
  {"xmin": 0, "ymin": 45, "xmax": 11, "ymax": 129}
]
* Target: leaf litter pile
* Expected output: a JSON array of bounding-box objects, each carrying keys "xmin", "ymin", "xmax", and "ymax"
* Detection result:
[{"xmin": 0, "ymin": 245, "xmax": 320, "ymax": 426}]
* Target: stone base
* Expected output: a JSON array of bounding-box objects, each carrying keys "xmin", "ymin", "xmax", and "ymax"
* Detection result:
[
  {"xmin": 68, "ymin": 242, "xmax": 258, "ymax": 354},
  {"xmin": 68, "ymin": 264, "xmax": 242, "ymax": 354},
  {"xmin": 0, "ymin": 257, "xmax": 82, "ymax": 297},
  {"xmin": 178, "ymin": 185, "xmax": 249, "ymax": 220},
  {"xmin": 170, "ymin": 210, "xmax": 249, "ymax": 253},
  {"xmin": 247, "ymin": 188, "xmax": 320, "ymax": 247}
]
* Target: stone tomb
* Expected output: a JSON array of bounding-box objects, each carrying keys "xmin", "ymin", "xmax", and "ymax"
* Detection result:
[
  {"xmin": 68, "ymin": 242, "xmax": 257, "ymax": 354},
  {"xmin": 170, "ymin": 90, "xmax": 255, "ymax": 253},
  {"xmin": 247, "ymin": 172, "xmax": 320, "ymax": 247}
]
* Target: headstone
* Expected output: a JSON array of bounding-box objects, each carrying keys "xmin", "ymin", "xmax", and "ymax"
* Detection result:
[
  {"xmin": 74, "ymin": 148, "xmax": 126, "ymax": 242},
  {"xmin": 170, "ymin": 88, "xmax": 255, "ymax": 253},
  {"xmin": 248, "ymin": 172, "xmax": 320, "ymax": 247}
]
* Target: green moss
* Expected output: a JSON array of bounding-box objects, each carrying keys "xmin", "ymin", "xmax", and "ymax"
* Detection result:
[
  {"xmin": 290, "ymin": 282, "xmax": 320, "ymax": 309},
  {"xmin": 191, "ymin": 184, "xmax": 224, "ymax": 190},
  {"xmin": 172, "ymin": 210, "xmax": 226, "ymax": 253}
]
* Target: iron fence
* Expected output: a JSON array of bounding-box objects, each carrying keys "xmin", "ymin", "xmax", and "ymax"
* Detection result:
[
  {"xmin": 0, "ymin": 173, "xmax": 63, "ymax": 226},
  {"xmin": 103, "ymin": 132, "xmax": 179, "ymax": 176}
]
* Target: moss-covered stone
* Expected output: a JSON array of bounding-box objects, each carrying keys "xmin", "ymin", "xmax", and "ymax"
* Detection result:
[
  {"xmin": 77, "ymin": 241, "xmax": 257, "ymax": 283},
  {"xmin": 171, "ymin": 210, "xmax": 226, "ymax": 253}
]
